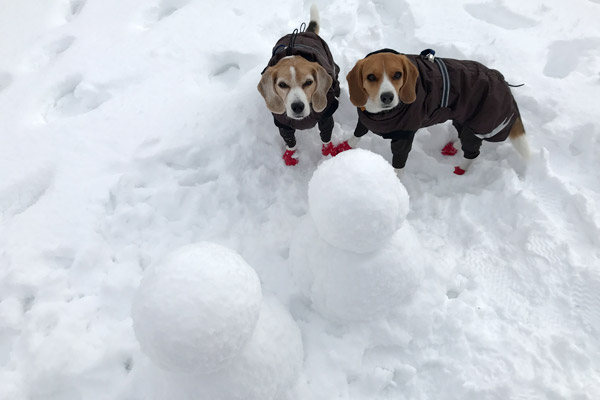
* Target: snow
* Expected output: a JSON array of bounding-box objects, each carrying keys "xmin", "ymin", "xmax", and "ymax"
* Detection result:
[
  {"xmin": 131, "ymin": 242, "xmax": 262, "ymax": 374},
  {"xmin": 1, "ymin": 0, "xmax": 600, "ymax": 399},
  {"xmin": 291, "ymin": 217, "xmax": 424, "ymax": 322},
  {"xmin": 294, "ymin": 153, "xmax": 420, "ymax": 321},
  {"xmin": 132, "ymin": 296, "xmax": 304, "ymax": 400},
  {"xmin": 308, "ymin": 149, "xmax": 409, "ymax": 253}
]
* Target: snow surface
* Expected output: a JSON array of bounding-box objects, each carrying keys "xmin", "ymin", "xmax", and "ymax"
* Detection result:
[
  {"xmin": 308, "ymin": 149, "xmax": 409, "ymax": 253},
  {"xmin": 1, "ymin": 0, "xmax": 600, "ymax": 399},
  {"xmin": 131, "ymin": 242, "xmax": 262, "ymax": 374},
  {"xmin": 132, "ymin": 296, "xmax": 304, "ymax": 400},
  {"xmin": 290, "ymin": 217, "xmax": 424, "ymax": 322}
]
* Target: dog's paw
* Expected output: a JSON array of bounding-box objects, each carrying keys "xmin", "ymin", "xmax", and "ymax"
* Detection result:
[
  {"xmin": 333, "ymin": 141, "xmax": 352, "ymax": 156},
  {"xmin": 441, "ymin": 142, "xmax": 458, "ymax": 156},
  {"xmin": 453, "ymin": 166, "xmax": 466, "ymax": 175},
  {"xmin": 322, "ymin": 142, "xmax": 335, "ymax": 156},
  {"xmin": 283, "ymin": 149, "xmax": 299, "ymax": 166}
]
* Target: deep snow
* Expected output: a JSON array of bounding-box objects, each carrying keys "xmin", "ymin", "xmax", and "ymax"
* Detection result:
[{"xmin": 1, "ymin": 0, "xmax": 600, "ymax": 399}]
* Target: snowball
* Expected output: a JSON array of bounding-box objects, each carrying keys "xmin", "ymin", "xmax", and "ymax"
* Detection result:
[
  {"xmin": 150, "ymin": 297, "xmax": 304, "ymax": 400},
  {"xmin": 131, "ymin": 242, "xmax": 262, "ymax": 374},
  {"xmin": 308, "ymin": 149, "xmax": 409, "ymax": 254},
  {"xmin": 290, "ymin": 217, "xmax": 423, "ymax": 322}
]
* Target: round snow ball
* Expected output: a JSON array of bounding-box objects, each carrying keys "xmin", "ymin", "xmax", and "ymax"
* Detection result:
[
  {"xmin": 308, "ymin": 149, "xmax": 409, "ymax": 253},
  {"xmin": 193, "ymin": 297, "xmax": 304, "ymax": 400},
  {"xmin": 131, "ymin": 242, "xmax": 262, "ymax": 374},
  {"xmin": 292, "ymin": 219, "xmax": 424, "ymax": 322}
]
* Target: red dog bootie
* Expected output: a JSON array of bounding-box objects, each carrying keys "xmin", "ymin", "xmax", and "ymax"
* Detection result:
[
  {"xmin": 453, "ymin": 166, "xmax": 466, "ymax": 175},
  {"xmin": 283, "ymin": 148, "xmax": 299, "ymax": 166},
  {"xmin": 442, "ymin": 142, "xmax": 458, "ymax": 156},
  {"xmin": 322, "ymin": 142, "xmax": 335, "ymax": 156},
  {"xmin": 332, "ymin": 141, "xmax": 352, "ymax": 156}
]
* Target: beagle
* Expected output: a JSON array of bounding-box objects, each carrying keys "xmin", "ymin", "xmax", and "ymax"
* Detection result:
[
  {"xmin": 346, "ymin": 49, "xmax": 529, "ymax": 176},
  {"xmin": 258, "ymin": 5, "xmax": 350, "ymax": 166}
]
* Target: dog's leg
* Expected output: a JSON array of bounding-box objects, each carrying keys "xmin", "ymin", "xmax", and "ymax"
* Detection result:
[
  {"xmin": 508, "ymin": 116, "xmax": 530, "ymax": 159},
  {"xmin": 279, "ymin": 127, "xmax": 299, "ymax": 166},
  {"xmin": 306, "ymin": 4, "xmax": 320, "ymax": 35},
  {"xmin": 390, "ymin": 134, "xmax": 416, "ymax": 172},
  {"xmin": 454, "ymin": 158, "xmax": 473, "ymax": 175},
  {"xmin": 454, "ymin": 127, "xmax": 482, "ymax": 175},
  {"xmin": 443, "ymin": 121, "xmax": 462, "ymax": 156},
  {"xmin": 347, "ymin": 135, "xmax": 361, "ymax": 148},
  {"xmin": 318, "ymin": 114, "xmax": 335, "ymax": 156}
]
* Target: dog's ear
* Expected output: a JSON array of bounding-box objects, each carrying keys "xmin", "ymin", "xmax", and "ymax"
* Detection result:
[
  {"xmin": 312, "ymin": 63, "xmax": 333, "ymax": 113},
  {"xmin": 257, "ymin": 67, "xmax": 285, "ymax": 114},
  {"xmin": 395, "ymin": 55, "xmax": 419, "ymax": 104},
  {"xmin": 346, "ymin": 59, "xmax": 368, "ymax": 107}
]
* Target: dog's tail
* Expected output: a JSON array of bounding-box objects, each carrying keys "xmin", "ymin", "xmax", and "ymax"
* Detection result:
[
  {"xmin": 307, "ymin": 4, "xmax": 320, "ymax": 35},
  {"xmin": 509, "ymin": 116, "xmax": 531, "ymax": 159}
]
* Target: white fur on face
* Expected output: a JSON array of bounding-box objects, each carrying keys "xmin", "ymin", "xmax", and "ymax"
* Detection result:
[
  {"xmin": 286, "ymin": 66, "xmax": 311, "ymax": 120},
  {"xmin": 364, "ymin": 70, "xmax": 400, "ymax": 113}
]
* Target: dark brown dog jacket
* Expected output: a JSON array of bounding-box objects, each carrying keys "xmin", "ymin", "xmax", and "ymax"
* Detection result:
[
  {"xmin": 263, "ymin": 31, "xmax": 341, "ymax": 148},
  {"xmin": 353, "ymin": 49, "xmax": 521, "ymax": 169}
]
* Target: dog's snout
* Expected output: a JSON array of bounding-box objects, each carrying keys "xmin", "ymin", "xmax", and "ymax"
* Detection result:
[
  {"xmin": 380, "ymin": 92, "xmax": 394, "ymax": 105},
  {"xmin": 291, "ymin": 102, "xmax": 305, "ymax": 114}
]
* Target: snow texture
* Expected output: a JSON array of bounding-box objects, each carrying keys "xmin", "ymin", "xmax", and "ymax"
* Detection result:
[
  {"xmin": 308, "ymin": 149, "xmax": 409, "ymax": 253},
  {"xmin": 132, "ymin": 242, "xmax": 262, "ymax": 374},
  {"xmin": 2, "ymin": 0, "xmax": 600, "ymax": 399},
  {"xmin": 291, "ymin": 217, "xmax": 424, "ymax": 322},
  {"xmin": 134, "ymin": 296, "xmax": 304, "ymax": 400}
]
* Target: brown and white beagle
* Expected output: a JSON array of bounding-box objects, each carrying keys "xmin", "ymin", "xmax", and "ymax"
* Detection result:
[
  {"xmin": 346, "ymin": 49, "xmax": 529, "ymax": 176},
  {"xmin": 258, "ymin": 5, "xmax": 350, "ymax": 166}
]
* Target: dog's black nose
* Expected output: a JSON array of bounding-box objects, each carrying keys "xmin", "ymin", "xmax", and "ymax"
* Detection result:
[
  {"xmin": 380, "ymin": 92, "xmax": 394, "ymax": 105},
  {"xmin": 291, "ymin": 102, "xmax": 305, "ymax": 114}
]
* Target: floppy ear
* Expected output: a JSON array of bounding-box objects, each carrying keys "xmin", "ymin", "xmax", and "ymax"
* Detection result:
[
  {"xmin": 396, "ymin": 55, "xmax": 419, "ymax": 104},
  {"xmin": 346, "ymin": 59, "xmax": 368, "ymax": 107},
  {"xmin": 257, "ymin": 67, "xmax": 285, "ymax": 114},
  {"xmin": 311, "ymin": 63, "xmax": 333, "ymax": 113}
]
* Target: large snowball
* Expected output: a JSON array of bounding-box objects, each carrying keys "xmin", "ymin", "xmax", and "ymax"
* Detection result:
[
  {"xmin": 290, "ymin": 217, "xmax": 423, "ymax": 322},
  {"xmin": 131, "ymin": 242, "xmax": 262, "ymax": 374},
  {"xmin": 145, "ymin": 297, "xmax": 304, "ymax": 400},
  {"xmin": 308, "ymin": 149, "xmax": 409, "ymax": 254}
]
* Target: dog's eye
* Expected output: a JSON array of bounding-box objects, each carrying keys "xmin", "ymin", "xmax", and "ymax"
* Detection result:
[
  {"xmin": 278, "ymin": 82, "xmax": 289, "ymax": 89},
  {"xmin": 367, "ymin": 74, "xmax": 377, "ymax": 82},
  {"xmin": 393, "ymin": 71, "xmax": 402, "ymax": 80},
  {"xmin": 303, "ymin": 79, "xmax": 313, "ymax": 87}
]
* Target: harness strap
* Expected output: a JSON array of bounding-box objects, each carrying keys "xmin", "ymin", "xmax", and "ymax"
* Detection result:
[
  {"xmin": 435, "ymin": 58, "xmax": 450, "ymax": 108},
  {"xmin": 420, "ymin": 49, "xmax": 450, "ymax": 108}
]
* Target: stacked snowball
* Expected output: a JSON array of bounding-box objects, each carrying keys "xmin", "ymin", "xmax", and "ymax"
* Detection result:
[
  {"xmin": 132, "ymin": 242, "xmax": 303, "ymax": 400},
  {"xmin": 291, "ymin": 149, "xmax": 423, "ymax": 321}
]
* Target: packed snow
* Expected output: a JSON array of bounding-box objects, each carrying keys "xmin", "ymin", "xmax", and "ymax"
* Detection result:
[
  {"xmin": 1, "ymin": 0, "xmax": 600, "ymax": 399},
  {"xmin": 130, "ymin": 242, "xmax": 303, "ymax": 399},
  {"xmin": 293, "ymin": 150, "xmax": 422, "ymax": 321},
  {"xmin": 131, "ymin": 242, "xmax": 262, "ymax": 374},
  {"xmin": 307, "ymin": 149, "xmax": 409, "ymax": 253}
]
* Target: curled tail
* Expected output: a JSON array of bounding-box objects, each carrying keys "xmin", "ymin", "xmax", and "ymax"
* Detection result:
[{"xmin": 307, "ymin": 4, "xmax": 320, "ymax": 35}]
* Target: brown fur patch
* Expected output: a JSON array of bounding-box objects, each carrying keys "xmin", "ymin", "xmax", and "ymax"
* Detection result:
[{"xmin": 509, "ymin": 116, "xmax": 526, "ymax": 138}]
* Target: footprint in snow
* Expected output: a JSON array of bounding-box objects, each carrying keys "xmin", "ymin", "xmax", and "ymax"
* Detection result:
[
  {"xmin": 0, "ymin": 71, "xmax": 12, "ymax": 94},
  {"xmin": 46, "ymin": 35, "xmax": 76, "ymax": 57},
  {"xmin": 571, "ymin": 269, "xmax": 600, "ymax": 336},
  {"xmin": 0, "ymin": 167, "xmax": 54, "ymax": 221},
  {"xmin": 143, "ymin": 0, "xmax": 190, "ymax": 27},
  {"xmin": 464, "ymin": 2, "xmax": 537, "ymax": 30},
  {"xmin": 207, "ymin": 51, "xmax": 261, "ymax": 88},
  {"xmin": 44, "ymin": 74, "xmax": 112, "ymax": 121},
  {"xmin": 26, "ymin": 35, "xmax": 76, "ymax": 70},
  {"xmin": 67, "ymin": 0, "xmax": 86, "ymax": 21},
  {"xmin": 543, "ymin": 38, "xmax": 600, "ymax": 79}
]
